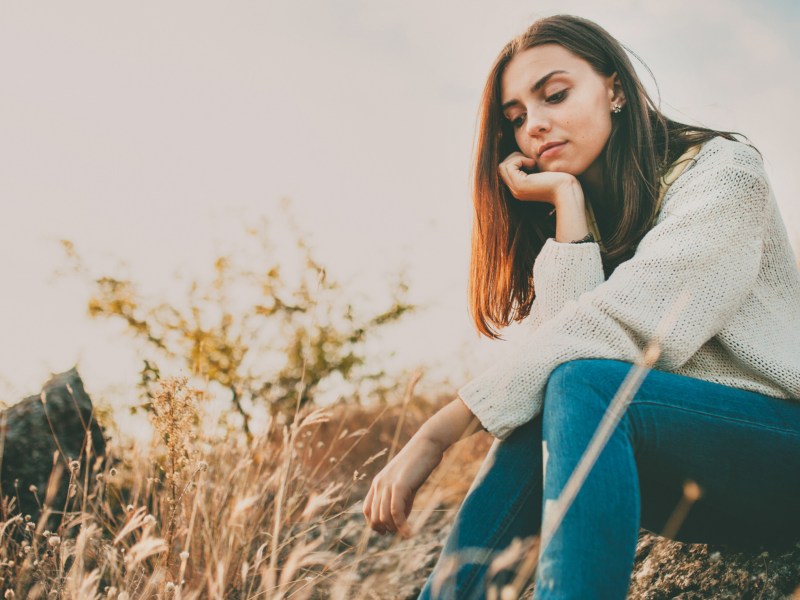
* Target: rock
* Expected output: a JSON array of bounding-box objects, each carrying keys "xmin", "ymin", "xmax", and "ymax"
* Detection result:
[
  {"xmin": 410, "ymin": 503, "xmax": 800, "ymax": 598},
  {"xmin": 0, "ymin": 367, "xmax": 107, "ymax": 524},
  {"xmin": 626, "ymin": 531, "xmax": 800, "ymax": 599}
]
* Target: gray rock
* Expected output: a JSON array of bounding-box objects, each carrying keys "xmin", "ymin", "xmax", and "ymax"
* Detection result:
[{"xmin": 0, "ymin": 366, "xmax": 106, "ymax": 524}]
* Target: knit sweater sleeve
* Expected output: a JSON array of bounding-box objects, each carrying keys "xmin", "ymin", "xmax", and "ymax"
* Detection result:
[
  {"xmin": 458, "ymin": 141, "xmax": 770, "ymax": 440},
  {"xmin": 532, "ymin": 238, "xmax": 606, "ymax": 321}
]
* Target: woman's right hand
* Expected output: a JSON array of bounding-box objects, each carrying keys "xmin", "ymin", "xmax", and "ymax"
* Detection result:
[
  {"xmin": 362, "ymin": 434, "xmax": 445, "ymax": 538},
  {"xmin": 498, "ymin": 151, "xmax": 582, "ymax": 206}
]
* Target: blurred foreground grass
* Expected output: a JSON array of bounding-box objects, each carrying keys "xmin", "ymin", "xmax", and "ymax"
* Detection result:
[{"xmin": 0, "ymin": 375, "xmax": 491, "ymax": 599}]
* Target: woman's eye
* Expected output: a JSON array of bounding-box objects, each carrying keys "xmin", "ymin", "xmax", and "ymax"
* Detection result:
[
  {"xmin": 546, "ymin": 89, "xmax": 568, "ymax": 103},
  {"xmin": 511, "ymin": 115, "xmax": 525, "ymax": 128}
]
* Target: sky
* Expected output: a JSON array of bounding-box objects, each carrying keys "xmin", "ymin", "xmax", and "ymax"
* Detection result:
[{"xmin": 1, "ymin": 0, "xmax": 798, "ymax": 439}]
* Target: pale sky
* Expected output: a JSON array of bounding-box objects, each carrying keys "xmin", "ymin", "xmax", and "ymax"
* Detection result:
[{"xmin": 1, "ymin": 0, "xmax": 798, "ymax": 438}]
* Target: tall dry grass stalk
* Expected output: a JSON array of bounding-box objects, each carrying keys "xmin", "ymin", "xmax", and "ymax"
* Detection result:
[{"xmin": 148, "ymin": 376, "xmax": 204, "ymax": 572}]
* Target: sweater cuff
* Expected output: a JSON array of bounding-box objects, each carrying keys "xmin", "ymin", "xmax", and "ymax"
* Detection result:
[
  {"xmin": 533, "ymin": 237, "xmax": 605, "ymax": 321},
  {"xmin": 458, "ymin": 379, "xmax": 512, "ymax": 440},
  {"xmin": 458, "ymin": 370, "xmax": 518, "ymax": 441}
]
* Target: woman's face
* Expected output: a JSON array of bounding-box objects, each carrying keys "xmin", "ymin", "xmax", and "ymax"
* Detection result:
[{"xmin": 500, "ymin": 44, "xmax": 623, "ymax": 179}]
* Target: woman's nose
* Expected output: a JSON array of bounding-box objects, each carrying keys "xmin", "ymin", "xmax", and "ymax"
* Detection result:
[{"xmin": 525, "ymin": 110, "xmax": 550, "ymax": 136}]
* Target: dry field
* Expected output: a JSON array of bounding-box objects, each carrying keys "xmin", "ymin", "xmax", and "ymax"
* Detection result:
[
  {"xmin": 0, "ymin": 375, "xmax": 493, "ymax": 599},
  {"xmin": 3, "ymin": 372, "xmax": 799, "ymax": 599}
]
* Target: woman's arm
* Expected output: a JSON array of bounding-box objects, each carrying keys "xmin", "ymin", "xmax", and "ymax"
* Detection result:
[
  {"xmin": 533, "ymin": 193, "xmax": 606, "ymax": 322},
  {"xmin": 499, "ymin": 151, "xmax": 606, "ymax": 322},
  {"xmin": 417, "ymin": 396, "xmax": 485, "ymax": 450},
  {"xmin": 461, "ymin": 140, "xmax": 771, "ymax": 440},
  {"xmin": 552, "ymin": 178, "xmax": 591, "ymax": 243},
  {"xmin": 362, "ymin": 397, "xmax": 484, "ymax": 537}
]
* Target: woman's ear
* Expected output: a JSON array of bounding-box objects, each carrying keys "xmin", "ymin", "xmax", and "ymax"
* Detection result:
[{"xmin": 609, "ymin": 72, "xmax": 626, "ymax": 108}]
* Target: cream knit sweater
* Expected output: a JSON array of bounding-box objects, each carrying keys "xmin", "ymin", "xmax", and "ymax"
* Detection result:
[{"xmin": 458, "ymin": 136, "xmax": 800, "ymax": 441}]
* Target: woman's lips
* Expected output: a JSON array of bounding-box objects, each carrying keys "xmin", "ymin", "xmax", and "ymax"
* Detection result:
[{"xmin": 539, "ymin": 142, "xmax": 567, "ymax": 159}]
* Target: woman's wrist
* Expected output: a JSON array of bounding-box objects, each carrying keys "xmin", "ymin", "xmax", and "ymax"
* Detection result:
[
  {"xmin": 551, "ymin": 175, "xmax": 584, "ymax": 208},
  {"xmin": 416, "ymin": 397, "xmax": 483, "ymax": 453},
  {"xmin": 553, "ymin": 181, "xmax": 590, "ymax": 243}
]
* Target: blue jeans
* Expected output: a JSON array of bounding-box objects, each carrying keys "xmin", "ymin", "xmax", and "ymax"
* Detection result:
[{"xmin": 418, "ymin": 359, "xmax": 800, "ymax": 600}]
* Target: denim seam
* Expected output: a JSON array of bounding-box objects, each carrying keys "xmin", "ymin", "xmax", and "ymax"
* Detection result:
[{"xmin": 632, "ymin": 400, "xmax": 800, "ymax": 439}]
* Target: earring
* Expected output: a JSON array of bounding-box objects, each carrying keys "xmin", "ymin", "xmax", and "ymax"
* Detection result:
[{"xmin": 612, "ymin": 104, "xmax": 623, "ymax": 114}]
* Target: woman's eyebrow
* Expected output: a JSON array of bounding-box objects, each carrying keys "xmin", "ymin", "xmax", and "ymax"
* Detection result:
[{"xmin": 501, "ymin": 70, "xmax": 569, "ymax": 111}]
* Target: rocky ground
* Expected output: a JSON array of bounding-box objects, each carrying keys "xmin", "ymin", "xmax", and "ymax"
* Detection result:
[
  {"xmin": 626, "ymin": 532, "xmax": 800, "ymax": 600},
  {"xmin": 329, "ymin": 497, "xmax": 800, "ymax": 599},
  {"xmin": 333, "ymin": 422, "xmax": 800, "ymax": 600}
]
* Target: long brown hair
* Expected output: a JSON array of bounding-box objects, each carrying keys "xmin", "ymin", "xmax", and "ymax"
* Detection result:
[{"xmin": 470, "ymin": 14, "xmax": 741, "ymax": 339}]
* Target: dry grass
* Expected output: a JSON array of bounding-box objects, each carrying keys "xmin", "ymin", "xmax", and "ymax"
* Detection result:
[
  {"xmin": 0, "ymin": 375, "xmax": 492, "ymax": 599},
  {"xmin": 7, "ymin": 360, "xmax": 797, "ymax": 598}
]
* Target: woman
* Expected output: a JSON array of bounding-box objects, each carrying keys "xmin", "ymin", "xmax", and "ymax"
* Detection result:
[{"xmin": 362, "ymin": 14, "xmax": 800, "ymax": 599}]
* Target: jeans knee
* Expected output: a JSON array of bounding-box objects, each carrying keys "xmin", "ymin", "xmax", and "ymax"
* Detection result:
[
  {"xmin": 544, "ymin": 359, "xmax": 630, "ymax": 422},
  {"xmin": 547, "ymin": 359, "xmax": 608, "ymax": 398},
  {"xmin": 549, "ymin": 359, "xmax": 592, "ymax": 386},
  {"xmin": 548, "ymin": 359, "xmax": 632, "ymax": 392}
]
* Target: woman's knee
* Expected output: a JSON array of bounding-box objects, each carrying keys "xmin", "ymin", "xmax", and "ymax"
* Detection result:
[
  {"xmin": 548, "ymin": 358, "xmax": 630, "ymax": 385},
  {"xmin": 543, "ymin": 359, "xmax": 633, "ymax": 423}
]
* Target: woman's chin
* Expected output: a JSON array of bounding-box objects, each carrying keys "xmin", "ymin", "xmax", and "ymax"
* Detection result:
[{"xmin": 538, "ymin": 160, "xmax": 579, "ymax": 175}]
